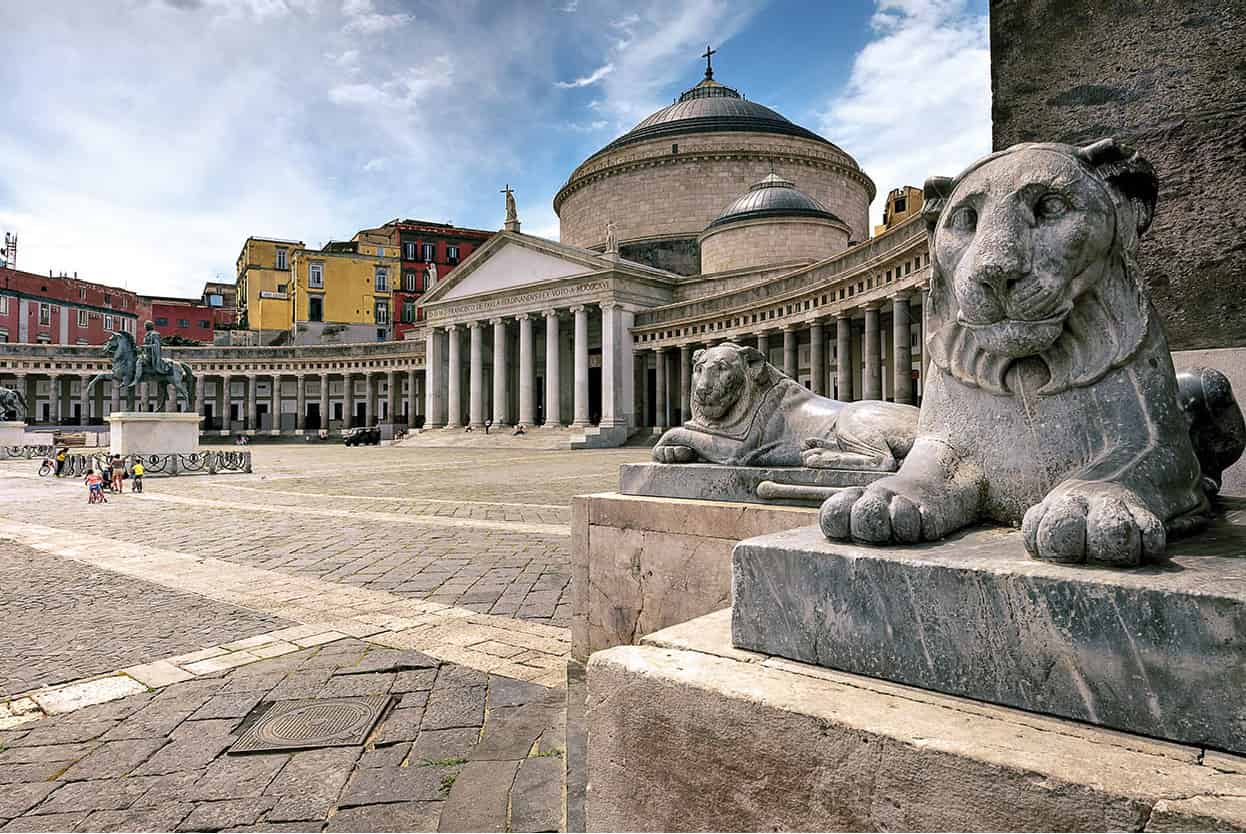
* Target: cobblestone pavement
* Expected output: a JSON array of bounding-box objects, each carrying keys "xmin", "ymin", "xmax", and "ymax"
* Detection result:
[
  {"xmin": 0, "ymin": 444, "xmax": 647, "ymax": 831},
  {"xmin": 0, "ymin": 639, "xmax": 565, "ymax": 832},
  {"xmin": 0, "ymin": 544, "xmax": 290, "ymax": 698}
]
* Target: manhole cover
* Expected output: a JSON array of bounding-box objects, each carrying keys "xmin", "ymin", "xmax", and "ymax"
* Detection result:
[{"xmin": 230, "ymin": 695, "xmax": 391, "ymax": 754}]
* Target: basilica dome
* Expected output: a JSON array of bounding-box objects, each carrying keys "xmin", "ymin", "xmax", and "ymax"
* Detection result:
[
  {"xmin": 554, "ymin": 60, "xmax": 874, "ymax": 277},
  {"xmin": 700, "ymin": 172, "xmax": 852, "ymax": 274}
]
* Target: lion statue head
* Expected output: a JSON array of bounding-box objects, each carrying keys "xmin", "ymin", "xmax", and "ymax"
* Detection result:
[
  {"xmin": 688, "ymin": 343, "xmax": 775, "ymax": 426},
  {"xmin": 922, "ymin": 138, "xmax": 1159, "ymax": 396}
]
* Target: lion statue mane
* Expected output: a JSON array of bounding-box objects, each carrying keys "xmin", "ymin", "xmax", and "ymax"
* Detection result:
[
  {"xmin": 819, "ymin": 138, "xmax": 1244, "ymax": 567},
  {"xmin": 652, "ymin": 342, "xmax": 919, "ymax": 470}
]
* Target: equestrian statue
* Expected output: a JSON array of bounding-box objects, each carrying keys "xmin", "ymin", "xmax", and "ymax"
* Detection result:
[
  {"xmin": 86, "ymin": 322, "xmax": 196, "ymax": 412},
  {"xmin": 0, "ymin": 385, "xmax": 28, "ymax": 421}
]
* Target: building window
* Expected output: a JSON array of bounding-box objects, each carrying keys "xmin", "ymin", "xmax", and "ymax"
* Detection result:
[
  {"xmin": 79, "ymin": 288, "xmax": 86, "ymax": 300},
  {"xmin": 103, "ymin": 294, "xmax": 111, "ymax": 306},
  {"xmin": 275, "ymin": 248, "xmax": 288, "ymax": 270},
  {"xmin": 375, "ymin": 301, "xmax": 390, "ymax": 325},
  {"xmin": 208, "ymin": 293, "xmax": 223, "ymax": 307},
  {"xmin": 0, "ymin": 330, "xmax": 7, "ymax": 342},
  {"xmin": 309, "ymin": 297, "xmax": 324, "ymax": 322},
  {"xmin": 38, "ymin": 303, "xmax": 51, "ymax": 325},
  {"xmin": 0, "ymin": 296, "xmax": 7, "ymax": 314},
  {"xmin": 894, "ymin": 197, "xmax": 907, "ymax": 213},
  {"xmin": 374, "ymin": 267, "xmax": 389, "ymax": 292},
  {"xmin": 404, "ymin": 242, "xmax": 417, "ymax": 261},
  {"xmin": 377, "ymin": 246, "xmax": 385, "ymax": 257},
  {"xmin": 447, "ymin": 245, "xmax": 460, "ymax": 264},
  {"xmin": 421, "ymin": 243, "xmax": 435, "ymax": 262},
  {"xmin": 177, "ymin": 318, "xmax": 190, "ymax": 328},
  {"xmin": 104, "ymin": 315, "xmax": 113, "ymax": 330},
  {"xmin": 905, "ymin": 262, "xmax": 912, "ymax": 275},
  {"xmin": 77, "ymin": 309, "xmax": 87, "ymax": 327},
  {"xmin": 199, "ymin": 319, "xmax": 211, "ymax": 328},
  {"xmin": 155, "ymin": 317, "xmax": 169, "ymax": 326},
  {"xmin": 403, "ymin": 271, "xmax": 417, "ymax": 292},
  {"xmin": 309, "ymin": 262, "xmax": 324, "ymax": 288},
  {"xmin": 403, "ymin": 301, "xmax": 415, "ymax": 323}
]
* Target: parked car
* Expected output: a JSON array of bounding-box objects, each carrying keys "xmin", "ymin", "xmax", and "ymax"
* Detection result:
[{"xmin": 343, "ymin": 426, "xmax": 381, "ymax": 446}]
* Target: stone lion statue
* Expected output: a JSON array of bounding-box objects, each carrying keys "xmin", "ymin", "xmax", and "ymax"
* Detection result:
[
  {"xmin": 0, "ymin": 385, "xmax": 27, "ymax": 422},
  {"xmin": 652, "ymin": 342, "xmax": 919, "ymax": 470},
  {"xmin": 820, "ymin": 138, "xmax": 1244, "ymax": 567}
]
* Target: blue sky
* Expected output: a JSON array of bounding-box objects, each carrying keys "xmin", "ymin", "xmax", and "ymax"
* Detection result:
[{"xmin": 0, "ymin": 0, "xmax": 990, "ymax": 297}]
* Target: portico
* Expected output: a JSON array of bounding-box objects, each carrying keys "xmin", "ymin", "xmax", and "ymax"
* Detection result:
[{"xmin": 418, "ymin": 232, "xmax": 674, "ymax": 446}]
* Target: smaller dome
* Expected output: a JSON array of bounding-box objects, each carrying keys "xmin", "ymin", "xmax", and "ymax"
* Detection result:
[{"xmin": 707, "ymin": 172, "xmax": 844, "ymax": 230}]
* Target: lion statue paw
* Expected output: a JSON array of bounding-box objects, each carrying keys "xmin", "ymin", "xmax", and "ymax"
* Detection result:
[{"xmin": 1021, "ymin": 481, "xmax": 1166, "ymax": 567}]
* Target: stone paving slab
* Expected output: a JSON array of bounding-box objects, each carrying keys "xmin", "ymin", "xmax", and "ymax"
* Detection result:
[
  {"xmin": 0, "ymin": 639, "xmax": 569, "ymax": 832},
  {"xmin": 0, "ymin": 543, "xmax": 290, "ymax": 698}
]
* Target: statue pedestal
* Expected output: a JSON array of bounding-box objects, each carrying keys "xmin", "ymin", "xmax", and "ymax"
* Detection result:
[
  {"xmin": 0, "ymin": 421, "xmax": 54, "ymax": 447},
  {"xmin": 108, "ymin": 412, "xmax": 201, "ymax": 456},
  {"xmin": 730, "ymin": 500, "xmax": 1246, "ymax": 754}
]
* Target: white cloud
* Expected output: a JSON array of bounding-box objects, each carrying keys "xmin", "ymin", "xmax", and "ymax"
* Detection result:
[
  {"xmin": 555, "ymin": 63, "xmax": 614, "ymax": 89},
  {"xmin": 362, "ymin": 157, "xmax": 388, "ymax": 172},
  {"xmin": 340, "ymin": 0, "xmax": 412, "ymax": 34},
  {"xmin": 558, "ymin": 0, "xmax": 579, "ymax": 11},
  {"xmin": 819, "ymin": 0, "xmax": 992, "ymax": 228}
]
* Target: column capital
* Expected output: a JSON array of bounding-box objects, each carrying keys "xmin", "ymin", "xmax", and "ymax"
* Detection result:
[
  {"xmin": 891, "ymin": 290, "xmax": 913, "ymax": 303},
  {"xmin": 445, "ymin": 323, "xmax": 460, "ymax": 332},
  {"xmin": 542, "ymin": 308, "xmax": 559, "ymax": 319},
  {"xmin": 467, "ymin": 320, "xmax": 482, "ymax": 330},
  {"xmin": 654, "ymin": 346, "xmax": 668, "ymax": 355},
  {"xmin": 515, "ymin": 312, "xmax": 530, "ymax": 322},
  {"xmin": 781, "ymin": 324, "xmax": 797, "ymax": 333},
  {"xmin": 598, "ymin": 300, "xmax": 621, "ymax": 312},
  {"xmin": 569, "ymin": 304, "xmax": 586, "ymax": 314},
  {"xmin": 809, "ymin": 316, "xmax": 827, "ymax": 328},
  {"xmin": 835, "ymin": 310, "xmax": 853, "ymax": 320},
  {"xmin": 489, "ymin": 317, "xmax": 505, "ymax": 326},
  {"xmin": 864, "ymin": 301, "xmax": 883, "ymax": 312}
]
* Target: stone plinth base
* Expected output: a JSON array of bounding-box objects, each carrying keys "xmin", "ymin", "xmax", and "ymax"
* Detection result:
[
  {"xmin": 0, "ymin": 422, "xmax": 53, "ymax": 447},
  {"xmin": 619, "ymin": 462, "xmax": 883, "ymax": 506},
  {"xmin": 571, "ymin": 492, "xmax": 815, "ymax": 660},
  {"xmin": 732, "ymin": 500, "xmax": 1246, "ymax": 754},
  {"xmin": 587, "ymin": 611, "xmax": 1246, "ymax": 832},
  {"xmin": 107, "ymin": 412, "xmax": 201, "ymax": 456}
]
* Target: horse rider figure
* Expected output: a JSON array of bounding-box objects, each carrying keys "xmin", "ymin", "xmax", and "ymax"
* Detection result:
[{"xmin": 130, "ymin": 320, "xmax": 172, "ymax": 387}]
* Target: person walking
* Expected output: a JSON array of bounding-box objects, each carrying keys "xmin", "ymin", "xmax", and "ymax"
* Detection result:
[
  {"xmin": 131, "ymin": 460, "xmax": 144, "ymax": 493},
  {"xmin": 54, "ymin": 447, "xmax": 67, "ymax": 477},
  {"xmin": 85, "ymin": 470, "xmax": 106, "ymax": 504},
  {"xmin": 109, "ymin": 454, "xmax": 125, "ymax": 493}
]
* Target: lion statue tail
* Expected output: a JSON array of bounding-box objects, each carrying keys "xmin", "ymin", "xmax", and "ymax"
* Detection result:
[{"xmin": 1177, "ymin": 367, "xmax": 1246, "ymax": 495}]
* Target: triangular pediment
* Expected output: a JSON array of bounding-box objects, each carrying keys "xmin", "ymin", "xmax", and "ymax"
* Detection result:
[{"xmin": 431, "ymin": 237, "xmax": 601, "ymax": 303}]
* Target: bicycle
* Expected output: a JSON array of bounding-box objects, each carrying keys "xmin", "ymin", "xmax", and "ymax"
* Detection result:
[{"xmin": 38, "ymin": 457, "xmax": 54, "ymax": 477}]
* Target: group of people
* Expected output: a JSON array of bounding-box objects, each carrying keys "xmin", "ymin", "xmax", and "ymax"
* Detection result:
[{"xmin": 84, "ymin": 454, "xmax": 144, "ymax": 503}]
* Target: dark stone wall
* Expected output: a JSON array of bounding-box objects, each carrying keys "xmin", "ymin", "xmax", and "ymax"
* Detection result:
[
  {"xmin": 619, "ymin": 238, "xmax": 701, "ymax": 277},
  {"xmin": 990, "ymin": 0, "xmax": 1246, "ymax": 349}
]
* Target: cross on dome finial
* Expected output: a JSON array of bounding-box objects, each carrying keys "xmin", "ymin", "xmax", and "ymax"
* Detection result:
[{"xmin": 701, "ymin": 44, "xmax": 716, "ymax": 79}]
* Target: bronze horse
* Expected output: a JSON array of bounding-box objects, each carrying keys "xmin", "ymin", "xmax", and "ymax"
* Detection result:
[{"xmin": 86, "ymin": 330, "xmax": 196, "ymax": 412}]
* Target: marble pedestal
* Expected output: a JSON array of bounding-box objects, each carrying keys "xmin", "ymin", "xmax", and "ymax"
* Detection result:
[
  {"xmin": 620, "ymin": 462, "xmax": 882, "ymax": 507},
  {"xmin": 732, "ymin": 499, "xmax": 1246, "ymax": 755},
  {"xmin": 571, "ymin": 492, "xmax": 816, "ymax": 660},
  {"xmin": 108, "ymin": 412, "xmax": 201, "ymax": 456},
  {"xmin": 587, "ymin": 611, "xmax": 1246, "ymax": 832},
  {"xmin": 0, "ymin": 422, "xmax": 53, "ymax": 447}
]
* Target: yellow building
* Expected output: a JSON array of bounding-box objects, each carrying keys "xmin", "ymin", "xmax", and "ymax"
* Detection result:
[
  {"xmin": 235, "ymin": 236, "xmax": 302, "ymax": 343},
  {"xmin": 872, "ymin": 186, "xmax": 924, "ymax": 237},
  {"xmin": 290, "ymin": 242, "xmax": 399, "ymax": 344}
]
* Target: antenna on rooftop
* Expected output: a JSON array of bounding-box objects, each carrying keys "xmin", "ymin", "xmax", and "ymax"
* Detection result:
[{"xmin": 1, "ymin": 232, "xmax": 16, "ymax": 269}]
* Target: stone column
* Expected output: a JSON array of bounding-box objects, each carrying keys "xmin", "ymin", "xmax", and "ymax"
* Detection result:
[
  {"xmin": 78, "ymin": 375, "xmax": 91, "ymax": 424},
  {"xmin": 48, "ymin": 375, "xmax": 61, "ymax": 424},
  {"xmin": 387, "ymin": 370, "xmax": 399, "ymax": 428},
  {"xmin": 344, "ymin": 373, "xmax": 356, "ymax": 429},
  {"xmin": 517, "ymin": 313, "xmax": 535, "ymax": 428},
  {"xmin": 319, "ymin": 373, "xmax": 330, "ymax": 431},
  {"xmin": 246, "ymin": 374, "xmax": 258, "ymax": 430},
  {"xmin": 446, "ymin": 324, "xmax": 463, "ymax": 428},
  {"xmin": 599, "ymin": 302, "xmax": 630, "ymax": 429},
  {"xmin": 468, "ymin": 322, "xmax": 485, "ymax": 429},
  {"xmin": 810, "ymin": 319, "xmax": 826, "ymax": 396},
  {"xmin": 654, "ymin": 348, "xmax": 669, "ymax": 430},
  {"xmin": 406, "ymin": 369, "xmax": 418, "ymax": 428},
  {"xmin": 783, "ymin": 326, "xmax": 798, "ymax": 379},
  {"xmin": 571, "ymin": 305, "xmax": 590, "ymax": 428},
  {"xmin": 365, "ymin": 372, "xmax": 378, "ymax": 427},
  {"xmin": 864, "ymin": 304, "xmax": 882, "ymax": 400},
  {"xmin": 424, "ymin": 328, "xmax": 444, "ymax": 428},
  {"xmin": 295, "ymin": 374, "xmax": 307, "ymax": 431},
  {"xmin": 836, "ymin": 314, "xmax": 853, "ymax": 402},
  {"xmin": 543, "ymin": 309, "xmax": 561, "ymax": 426},
  {"xmin": 892, "ymin": 293, "xmax": 914, "ymax": 405},
  {"xmin": 491, "ymin": 317, "xmax": 510, "ymax": 427},
  {"xmin": 679, "ymin": 344, "xmax": 692, "ymax": 426},
  {"xmin": 757, "ymin": 331, "xmax": 770, "ymax": 364}
]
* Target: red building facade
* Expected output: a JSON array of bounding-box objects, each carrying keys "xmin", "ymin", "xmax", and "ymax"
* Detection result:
[
  {"xmin": 145, "ymin": 296, "xmax": 234, "ymax": 343},
  {"xmin": 0, "ymin": 266, "xmax": 141, "ymax": 345},
  {"xmin": 392, "ymin": 221, "xmax": 493, "ymax": 340}
]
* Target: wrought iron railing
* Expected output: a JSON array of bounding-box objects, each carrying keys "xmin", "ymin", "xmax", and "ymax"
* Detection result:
[{"xmin": 0, "ymin": 446, "xmax": 251, "ymax": 475}]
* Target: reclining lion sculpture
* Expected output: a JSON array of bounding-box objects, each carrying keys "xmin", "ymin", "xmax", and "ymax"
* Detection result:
[
  {"xmin": 652, "ymin": 343, "xmax": 919, "ymax": 470},
  {"xmin": 819, "ymin": 138, "xmax": 1244, "ymax": 567}
]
